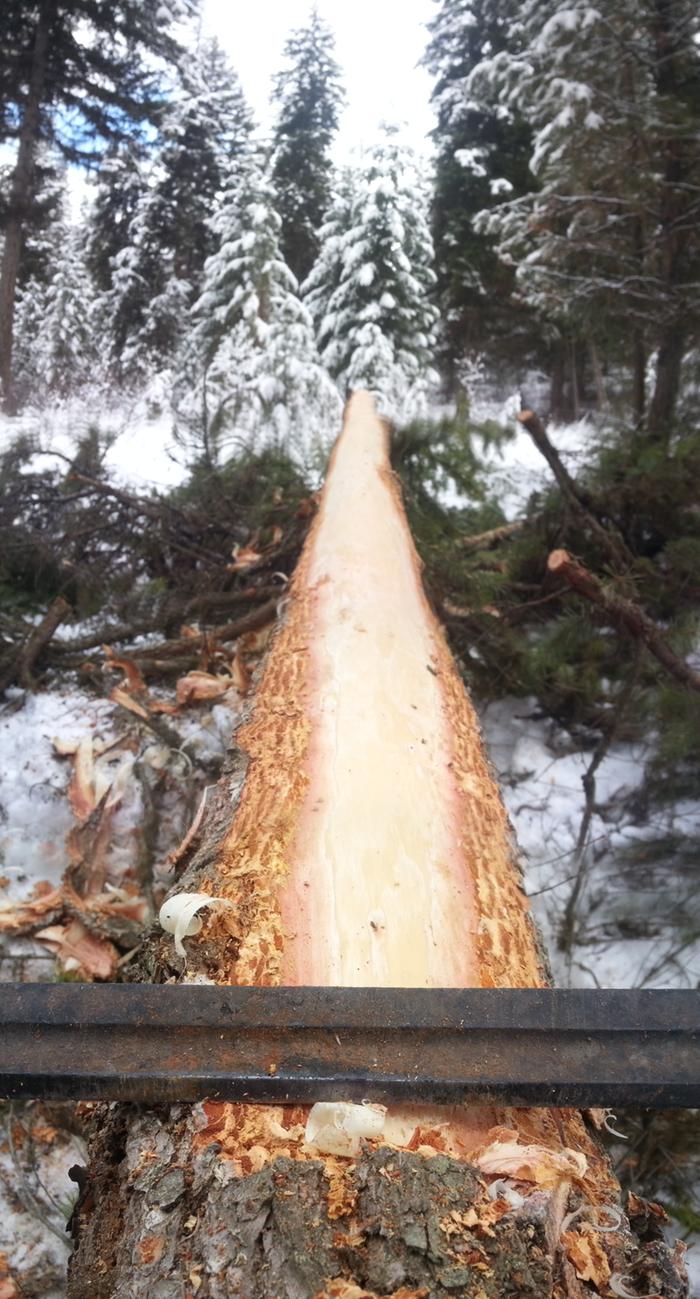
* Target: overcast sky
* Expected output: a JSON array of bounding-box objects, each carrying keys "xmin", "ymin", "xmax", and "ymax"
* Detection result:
[{"xmin": 200, "ymin": 0, "xmax": 437, "ymax": 158}]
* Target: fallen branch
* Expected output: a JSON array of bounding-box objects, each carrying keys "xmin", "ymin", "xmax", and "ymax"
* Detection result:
[
  {"xmin": 548, "ymin": 548, "xmax": 700, "ymax": 693},
  {"xmin": 120, "ymin": 597, "xmax": 280, "ymax": 668},
  {"xmin": 459, "ymin": 520, "xmax": 525, "ymax": 550},
  {"xmin": 49, "ymin": 586, "xmax": 278, "ymax": 658},
  {"xmin": 0, "ymin": 595, "xmax": 71, "ymax": 694},
  {"xmin": 70, "ymin": 472, "xmax": 225, "ymax": 564},
  {"xmin": 517, "ymin": 409, "xmax": 633, "ymax": 570}
]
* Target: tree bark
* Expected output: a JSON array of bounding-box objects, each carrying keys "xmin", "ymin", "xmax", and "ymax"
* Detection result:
[
  {"xmin": 632, "ymin": 332, "xmax": 646, "ymax": 424},
  {"xmin": 0, "ymin": 1, "xmax": 53, "ymax": 412},
  {"xmin": 587, "ymin": 337, "xmax": 606, "ymax": 412},
  {"xmin": 647, "ymin": 323, "xmax": 686, "ymax": 440},
  {"xmin": 644, "ymin": 0, "xmax": 692, "ymax": 440},
  {"xmin": 67, "ymin": 395, "xmax": 688, "ymax": 1299}
]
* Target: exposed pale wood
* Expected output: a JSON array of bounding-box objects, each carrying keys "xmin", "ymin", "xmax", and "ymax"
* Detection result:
[{"xmin": 459, "ymin": 519, "xmax": 525, "ymax": 549}]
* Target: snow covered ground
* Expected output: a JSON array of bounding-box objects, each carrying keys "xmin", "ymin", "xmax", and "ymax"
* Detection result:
[
  {"xmin": 480, "ymin": 696, "xmax": 700, "ymax": 992},
  {"xmin": 0, "ymin": 383, "xmax": 186, "ymax": 492}
]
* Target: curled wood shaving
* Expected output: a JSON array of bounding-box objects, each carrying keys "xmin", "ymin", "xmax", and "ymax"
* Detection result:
[
  {"xmin": 35, "ymin": 918, "xmax": 119, "ymax": 979},
  {"xmin": 474, "ymin": 1127, "xmax": 587, "ymax": 1187},
  {"xmin": 158, "ymin": 892, "xmax": 235, "ymax": 958},
  {"xmin": 175, "ymin": 670, "xmax": 232, "ymax": 706},
  {"xmin": 305, "ymin": 1101, "xmax": 386, "ymax": 1156}
]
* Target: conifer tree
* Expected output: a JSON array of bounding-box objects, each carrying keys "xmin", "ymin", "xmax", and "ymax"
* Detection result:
[
  {"xmin": 153, "ymin": 38, "xmax": 254, "ymax": 290},
  {"xmin": 0, "ymin": 0, "xmax": 196, "ymax": 409},
  {"xmin": 271, "ymin": 9, "xmax": 344, "ymax": 284},
  {"xmin": 14, "ymin": 210, "xmax": 98, "ymax": 400},
  {"xmin": 423, "ymin": 0, "xmax": 536, "ymax": 377},
  {"xmin": 304, "ymin": 131, "xmax": 439, "ymax": 424},
  {"xmin": 86, "ymin": 142, "xmax": 149, "ymax": 297},
  {"xmin": 177, "ymin": 159, "xmax": 341, "ymax": 465},
  {"xmin": 104, "ymin": 38, "xmax": 253, "ymax": 375},
  {"xmin": 465, "ymin": 0, "xmax": 700, "ymax": 429}
]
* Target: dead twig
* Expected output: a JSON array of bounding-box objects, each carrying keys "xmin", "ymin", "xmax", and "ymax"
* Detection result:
[
  {"xmin": 517, "ymin": 409, "xmax": 633, "ymax": 570},
  {"xmin": 121, "ymin": 597, "xmax": 279, "ymax": 668},
  {"xmin": 459, "ymin": 520, "xmax": 525, "ymax": 550},
  {"xmin": 558, "ymin": 657, "xmax": 640, "ymax": 959}
]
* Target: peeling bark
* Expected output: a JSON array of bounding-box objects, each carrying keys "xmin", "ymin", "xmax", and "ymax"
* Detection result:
[{"xmin": 67, "ymin": 394, "xmax": 687, "ymax": 1299}]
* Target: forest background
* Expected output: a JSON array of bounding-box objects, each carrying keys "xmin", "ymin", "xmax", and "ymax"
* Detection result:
[{"xmin": 0, "ymin": 1, "xmax": 699, "ymax": 1294}]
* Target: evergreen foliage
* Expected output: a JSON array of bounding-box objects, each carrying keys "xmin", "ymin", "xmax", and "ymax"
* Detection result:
[
  {"xmin": 176, "ymin": 157, "xmax": 341, "ymax": 465},
  {"xmin": 1, "ymin": 0, "xmax": 196, "ymax": 166},
  {"xmin": 101, "ymin": 37, "xmax": 253, "ymax": 374},
  {"xmin": 13, "ymin": 209, "xmax": 99, "ymax": 401},
  {"xmin": 461, "ymin": 0, "xmax": 700, "ymax": 428},
  {"xmin": 304, "ymin": 129, "xmax": 439, "ymax": 424},
  {"xmin": 86, "ymin": 142, "xmax": 149, "ymax": 297},
  {"xmin": 0, "ymin": 0, "xmax": 197, "ymax": 405},
  {"xmin": 424, "ymin": 0, "xmax": 539, "ymax": 377},
  {"xmin": 271, "ymin": 9, "xmax": 344, "ymax": 284}
]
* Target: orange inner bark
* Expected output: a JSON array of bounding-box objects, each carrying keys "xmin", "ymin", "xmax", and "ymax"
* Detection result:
[{"xmin": 208, "ymin": 391, "xmax": 616, "ymax": 1185}]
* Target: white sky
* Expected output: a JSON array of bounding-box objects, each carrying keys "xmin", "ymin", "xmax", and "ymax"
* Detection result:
[{"xmin": 200, "ymin": 0, "xmax": 437, "ymax": 158}]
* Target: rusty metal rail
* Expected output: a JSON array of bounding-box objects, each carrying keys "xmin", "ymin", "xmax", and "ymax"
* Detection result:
[{"xmin": 1, "ymin": 984, "xmax": 698, "ymax": 1108}]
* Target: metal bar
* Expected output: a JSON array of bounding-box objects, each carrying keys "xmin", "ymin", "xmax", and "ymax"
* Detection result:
[{"xmin": 1, "ymin": 984, "xmax": 698, "ymax": 1108}]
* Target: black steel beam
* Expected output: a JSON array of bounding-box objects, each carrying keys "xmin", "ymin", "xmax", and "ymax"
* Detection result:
[{"xmin": 1, "ymin": 984, "xmax": 698, "ymax": 1108}]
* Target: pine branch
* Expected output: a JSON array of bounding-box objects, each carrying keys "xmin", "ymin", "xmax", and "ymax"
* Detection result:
[{"xmin": 548, "ymin": 548, "xmax": 700, "ymax": 694}]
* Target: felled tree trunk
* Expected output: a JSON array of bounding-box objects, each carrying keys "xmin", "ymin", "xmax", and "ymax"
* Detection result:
[{"xmin": 67, "ymin": 393, "xmax": 687, "ymax": 1299}]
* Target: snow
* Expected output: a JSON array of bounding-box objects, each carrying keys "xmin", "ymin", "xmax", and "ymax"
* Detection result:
[
  {"xmin": 0, "ymin": 386, "xmax": 187, "ymax": 491},
  {"xmin": 479, "ymin": 696, "xmax": 700, "ymax": 990},
  {"xmin": 0, "ymin": 690, "xmax": 115, "ymax": 905}
]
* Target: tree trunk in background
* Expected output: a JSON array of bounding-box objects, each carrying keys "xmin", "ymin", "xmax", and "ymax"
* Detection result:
[
  {"xmin": 588, "ymin": 337, "xmax": 606, "ymax": 412},
  {"xmin": 632, "ymin": 334, "xmax": 646, "ymax": 423},
  {"xmin": 67, "ymin": 394, "xmax": 688, "ymax": 1299},
  {"xmin": 644, "ymin": 0, "xmax": 692, "ymax": 441},
  {"xmin": 647, "ymin": 324, "xmax": 686, "ymax": 440},
  {"xmin": 549, "ymin": 342, "xmax": 566, "ymax": 421},
  {"xmin": 0, "ymin": 2, "xmax": 52, "ymax": 413}
]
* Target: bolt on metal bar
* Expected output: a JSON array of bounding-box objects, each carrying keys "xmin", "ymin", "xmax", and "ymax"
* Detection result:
[{"xmin": 1, "ymin": 984, "xmax": 698, "ymax": 1108}]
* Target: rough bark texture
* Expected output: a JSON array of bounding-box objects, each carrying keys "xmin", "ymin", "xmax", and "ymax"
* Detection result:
[
  {"xmin": 67, "ymin": 395, "xmax": 688, "ymax": 1298},
  {"xmin": 67, "ymin": 1101, "xmax": 687, "ymax": 1299}
]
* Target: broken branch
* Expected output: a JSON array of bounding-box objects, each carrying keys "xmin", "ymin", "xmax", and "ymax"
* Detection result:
[
  {"xmin": 548, "ymin": 548, "xmax": 700, "ymax": 693},
  {"xmin": 459, "ymin": 520, "xmax": 525, "ymax": 550},
  {"xmin": 0, "ymin": 595, "xmax": 71, "ymax": 694},
  {"xmin": 517, "ymin": 409, "xmax": 633, "ymax": 571}
]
